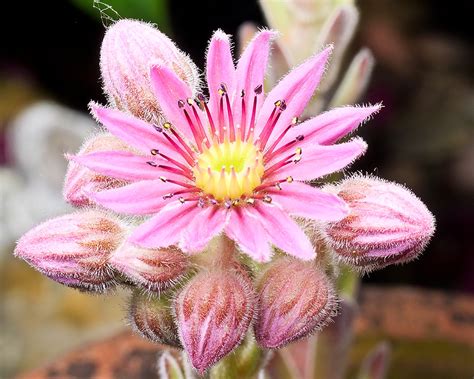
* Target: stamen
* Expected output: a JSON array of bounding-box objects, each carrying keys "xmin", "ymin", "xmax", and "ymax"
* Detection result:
[
  {"xmin": 240, "ymin": 90, "xmax": 247, "ymax": 139},
  {"xmin": 183, "ymin": 108, "xmax": 204, "ymax": 151},
  {"xmin": 156, "ymin": 151, "xmax": 193, "ymax": 174},
  {"xmin": 259, "ymin": 100, "xmax": 286, "ymax": 150},
  {"xmin": 157, "ymin": 164, "xmax": 193, "ymax": 180},
  {"xmin": 199, "ymin": 94, "xmax": 217, "ymax": 136},
  {"xmin": 189, "ymin": 101, "xmax": 210, "ymax": 148},
  {"xmin": 218, "ymin": 95, "xmax": 225, "ymax": 142},
  {"xmin": 161, "ymin": 130, "xmax": 195, "ymax": 166},
  {"xmin": 262, "ymin": 152, "xmax": 297, "ymax": 179}
]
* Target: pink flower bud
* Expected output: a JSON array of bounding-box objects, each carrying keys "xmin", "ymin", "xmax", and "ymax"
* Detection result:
[
  {"xmin": 100, "ymin": 19, "xmax": 199, "ymax": 123},
  {"xmin": 175, "ymin": 270, "xmax": 255, "ymax": 374},
  {"xmin": 63, "ymin": 134, "xmax": 129, "ymax": 207},
  {"xmin": 129, "ymin": 291, "xmax": 181, "ymax": 348},
  {"xmin": 254, "ymin": 258, "xmax": 337, "ymax": 349},
  {"xmin": 14, "ymin": 210, "xmax": 125, "ymax": 292},
  {"xmin": 110, "ymin": 244, "xmax": 189, "ymax": 293},
  {"xmin": 323, "ymin": 176, "xmax": 436, "ymax": 271}
]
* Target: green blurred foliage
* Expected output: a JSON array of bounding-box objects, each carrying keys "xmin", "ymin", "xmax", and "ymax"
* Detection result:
[{"xmin": 71, "ymin": 0, "xmax": 171, "ymax": 33}]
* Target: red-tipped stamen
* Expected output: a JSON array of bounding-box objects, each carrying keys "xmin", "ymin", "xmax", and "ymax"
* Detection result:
[
  {"xmin": 240, "ymin": 91, "xmax": 247, "ymax": 140},
  {"xmin": 201, "ymin": 98, "xmax": 217, "ymax": 136},
  {"xmin": 183, "ymin": 108, "xmax": 204, "ymax": 151},
  {"xmin": 264, "ymin": 124, "xmax": 294, "ymax": 161},
  {"xmin": 262, "ymin": 153, "xmax": 297, "ymax": 179},
  {"xmin": 259, "ymin": 110, "xmax": 282, "ymax": 150},
  {"xmin": 246, "ymin": 94, "xmax": 258, "ymax": 141},
  {"xmin": 158, "ymin": 164, "xmax": 194, "ymax": 180},
  {"xmin": 190, "ymin": 103, "xmax": 210, "ymax": 148},
  {"xmin": 157, "ymin": 151, "xmax": 193, "ymax": 174},
  {"xmin": 161, "ymin": 131, "xmax": 195, "ymax": 166},
  {"xmin": 168, "ymin": 128, "xmax": 196, "ymax": 162},
  {"xmin": 218, "ymin": 96, "xmax": 225, "ymax": 142}
]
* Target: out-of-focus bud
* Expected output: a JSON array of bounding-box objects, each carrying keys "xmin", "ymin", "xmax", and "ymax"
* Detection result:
[
  {"xmin": 63, "ymin": 133, "xmax": 129, "ymax": 207},
  {"xmin": 329, "ymin": 48, "xmax": 375, "ymax": 108},
  {"xmin": 254, "ymin": 258, "xmax": 337, "ymax": 349},
  {"xmin": 357, "ymin": 342, "xmax": 391, "ymax": 379},
  {"xmin": 100, "ymin": 19, "xmax": 199, "ymax": 123},
  {"xmin": 323, "ymin": 175, "xmax": 436, "ymax": 271},
  {"xmin": 14, "ymin": 209, "xmax": 125, "ymax": 292},
  {"xmin": 175, "ymin": 270, "xmax": 255, "ymax": 374},
  {"xmin": 316, "ymin": 5, "xmax": 359, "ymax": 92},
  {"xmin": 158, "ymin": 351, "xmax": 185, "ymax": 379},
  {"xmin": 129, "ymin": 291, "xmax": 181, "ymax": 348},
  {"xmin": 111, "ymin": 244, "xmax": 189, "ymax": 293}
]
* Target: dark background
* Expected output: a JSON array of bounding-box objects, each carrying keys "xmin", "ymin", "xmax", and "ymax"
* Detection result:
[{"xmin": 2, "ymin": 0, "xmax": 473, "ymax": 293}]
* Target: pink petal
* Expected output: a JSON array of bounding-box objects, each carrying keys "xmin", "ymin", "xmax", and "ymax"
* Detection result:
[
  {"xmin": 253, "ymin": 203, "xmax": 315, "ymax": 260},
  {"xmin": 268, "ymin": 181, "xmax": 349, "ymax": 221},
  {"xmin": 70, "ymin": 151, "xmax": 184, "ymax": 182},
  {"xmin": 225, "ymin": 207, "xmax": 272, "ymax": 262},
  {"xmin": 282, "ymin": 104, "xmax": 381, "ymax": 148},
  {"xmin": 150, "ymin": 64, "xmax": 201, "ymax": 143},
  {"xmin": 233, "ymin": 30, "xmax": 276, "ymax": 126},
  {"xmin": 86, "ymin": 180, "xmax": 180, "ymax": 215},
  {"xmin": 90, "ymin": 104, "xmax": 182, "ymax": 161},
  {"xmin": 129, "ymin": 202, "xmax": 202, "ymax": 248},
  {"xmin": 180, "ymin": 207, "xmax": 228, "ymax": 253},
  {"xmin": 206, "ymin": 30, "xmax": 236, "ymax": 113},
  {"xmin": 255, "ymin": 47, "xmax": 332, "ymax": 146},
  {"xmin": 271, "ymin": 137, "xmax": 367, "ymax": 181}
]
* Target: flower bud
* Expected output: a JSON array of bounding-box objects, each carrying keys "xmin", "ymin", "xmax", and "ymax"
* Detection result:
[
  {"xmin": 175, "ymin": 270, "xmax": 255, "ymax": 374},
  {"xmin": 158, "ymin": 351, "xmax": 185, "ymax": 379},
  {"xmin": 111, "ymin": 244, "xmax": 189, "ymax": 293},
  {"xmin": 323, "ymin": 176, "xmax": 435, "ymax": 271},
  {"xmin": 100, "ymin": 19, "xmax": 199, "ymax": 123},
  {"xmin": 357, "ymin": 342, "xmax": 391, "ymax": 379},
  {"xmin": 63, "ymin": 133, "xmax": 128, "ymax": 207},
  {"xmin": 129, "ymin": 291, "xmax": 181, "ymax": 348},
  {"xmin": 14, "ymin": 209, "xmax": 125, "ymax": 292},
  {"xmin": 254, "ymin": 258, "xmax": 337, "ymax": 349}
]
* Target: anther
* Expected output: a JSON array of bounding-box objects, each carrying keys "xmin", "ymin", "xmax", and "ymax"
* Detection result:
[
  {"xmin": 246, "ymin": 198, "xmax": 255, "ymax": 205},
  {"xmin": 159, "ymin": 176, "xmax": 167, "ymax": 182},
  {"xmin": 241, "ymin": 89, "xmax": 245, "ymax": 97},
  {"xmin": 179, "ymin": 197, "xmax": 186, "ymax": 204},
  {"xmin": 163, "ymin": 193, "xmax": 174, "ymax": 200},
  {"xmin": 177, "ymin": 100, "xmax": 185, "ymax": 108},
  {"xmin": 146, "ymin": 161, "xmax": 157, "ymax": 167},
  {"xmin": 197, "ymin": 93, "xmax": 206, "ymax": 102},
  {"xmin": 224, "ymin": 200, "xmax": 232, "ymax": 209},
  {"xmin": 153, "ymin": 123, "xmax": 163, "ymax": 133},
  {"xmin": 295, "ymin": 135, "xmax": 305, "ymax": 141},
  {"xmin": 197, "ymin": 198, "xmax": 205, "ymax": 208},
  {"xmin": 163, "ymin": 122, "xmax": 172, "ymax": 129},
  {"xmin": 274, "ymin": 100, "xmax": 282, "ymax": 107},
  {"xmin": 254, "ymin": 84, "xmax": 263, "ymax": 94},
  {"xmin": 150, "ymin": 149, "xmax": 159, "ymax": 155},
  {"xmin": 286, "ymin": 176, "xmax": 294, "ymax": 183},
  {"xmin": 295, "ymin": 147, "xmax": 302, "ymax": 155},
  {"xmin": 292, "ymin": 116, "xmax": 300, "ymax": 125},
  {"xmin": 263, "ymin": 195, "xmax": 273, "ymax": 203},
  {"xmin": 187, "ymin": 98, "xmax": 194, "ymax": 105},
  {"xmin": 232, "ymin": 199, "xmax": 240, "ymax": 206},
  {"xmin": 275, "ymin": 183, "xmax": 282, "ymax": 190},
  {"xmin": 218, "ymin": 83, "xmax": 227, "ymax": 96},
  {"xmin": 279, "ymin": 100, "xmax": 287, "ymax": 111}
]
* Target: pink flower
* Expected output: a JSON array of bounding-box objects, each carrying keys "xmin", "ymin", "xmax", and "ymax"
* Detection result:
[{"xmin": 76, "ymin": 25, "xmax": 381, "ymax": 262}]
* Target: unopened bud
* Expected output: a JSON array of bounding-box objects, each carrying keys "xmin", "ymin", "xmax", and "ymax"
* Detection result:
[
  {"xmin": 129, "ymin": 291, "xmax": 181, "ymax": 348},
  {"xmin": 254, "ymin": 258, "xmax": 337, "ymax": 349},
  {"xmin": 100, "ymin": 19, "xmax": 199, "ymax": 123},
  {"xmin": 111, "ymin": 244, "xmax": 189, "ymax": 293},
  {"xmin": 175, "ymin": 270, "xmax": 255, "ymax": 374},
  {"xmin": 14, "ymin": 210, "xmax": 125, "ymax": 292},
  {"xmin": 158, "ymin": 351, "xmax": 185, "ymax": 379},
  {"xmin": 63, "ymin": 133, "xmax": 128, "ymax": 207},
  {"xmin": 357, "ymin": 342, "xmax": 391, "ymax": 379},
  {"xmin": 323, "ymin": 175, "xmax": 435, "ymax": 271}
]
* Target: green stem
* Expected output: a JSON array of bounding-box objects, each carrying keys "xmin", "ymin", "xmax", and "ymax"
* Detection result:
[
  {"xmin": 208, "ymin": 351, "xmax": 238, "ymax": 379},
  {"xmin": 312, "ymin": 266, "xmax": 360, "ymax": 379}
]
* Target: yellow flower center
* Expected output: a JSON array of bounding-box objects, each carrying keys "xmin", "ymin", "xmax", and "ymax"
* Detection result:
[{"xmin": 193, "ymin": 138, "xmax": 264, "ymax": 201}]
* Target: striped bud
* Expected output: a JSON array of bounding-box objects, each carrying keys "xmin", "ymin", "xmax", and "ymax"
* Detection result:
[
  {"xmin": 175, "ymin": 270, "xmax": 255, "ymax": 374},
  {"xmin": 129, "ymin": 291, "xmax": 181, "ymax": 348},
  {"xmin": 14, "ymin": 210, "xmax": 124, "ymax": 292},
  {"xmin": 63, "ymin": 133, "xmax": 129, "ymax": 207},
  {"xmin": 323, "ymin": 175, "xmax": 435, "ymax": 271},
  {"xmin": 111, "ymin": 244, "xmax": 189, "ymax": 293},
  {"xmin": 254, "ymin": 258, "xmax": 337, "ymax": 349},
  {"xmin": 100, "ymin": 19, "xmax": 199, "ymax": 123}
]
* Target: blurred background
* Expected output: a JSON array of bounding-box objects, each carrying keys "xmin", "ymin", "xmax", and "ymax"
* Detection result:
[{"xmin": 1, "ymin": 0, "xmax": 473, "ymax": 377}]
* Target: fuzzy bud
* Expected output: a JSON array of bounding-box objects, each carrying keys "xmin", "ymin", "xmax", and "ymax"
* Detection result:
[
  {"xmin": 323, "ymin": 176, "xmax": 436, "ymax": 271},
  {"xmin": 100, "ymin": 19, "xmax": 199, "ymax": 123},
  {"xmin": 175, "ymin": 270, "xmax": 255, "ymax": 374},
  {"xmin": 129, "ymin": 291, "xmax": 181, "ymax": 348},
  {"xmin": 111, "ymin": 244, "xmax": 189, "ymax": 293},
  {"xmin": 63, "ymin": 133, "xmax": 129, "ymax": 207},
  {"xmin": 254, "ymin": 258, "xmax": 337, "ymax": 349},
  {"xmin": 14, "ymin": 210, "xmax": 125, "ymax": 292}
]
